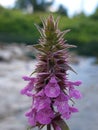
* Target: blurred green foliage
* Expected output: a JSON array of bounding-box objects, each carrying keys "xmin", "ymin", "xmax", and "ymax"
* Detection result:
[
  {"xmin": 0, "ymin": 6, "xmax": 98, "ymax": 56},
  {"xmin": 15, "ymin": 0, "xmax": 54, "ymax": 12}
]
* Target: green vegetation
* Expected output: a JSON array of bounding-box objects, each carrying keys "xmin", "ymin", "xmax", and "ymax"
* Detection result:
[
  {"xmin": 15, "ymin": 0, "xmax": 54, "ymax": 12},
  {"xmin": 0, "ymin": 6, "xmax": 98, "ymax": 56}
]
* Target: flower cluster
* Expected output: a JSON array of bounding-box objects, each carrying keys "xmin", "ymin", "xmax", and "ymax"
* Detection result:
[{"xmin": 21, "ymin": 15, "xmax": 82, "ymax": 130}]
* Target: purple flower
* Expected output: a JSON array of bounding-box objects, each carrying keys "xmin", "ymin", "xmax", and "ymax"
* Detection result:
[
  {"xmin": 73, "ymin": 81, "xmax": 82, "ymax": 86},
  {"xmin": 25, "ymin": 89, "xmax": 54, "ymax": 125},
  {"xmin": 44, "ymin": 76, "xmax": 60, "ymax": 98},
  {"xmin": 25, "ymin": 108, "xmax": 37, "ymax": 126},
  {"xmin": 69, "ymin": 106, "xmax": 79, "ymax": 113},
  {"xmin": 66, "ymin": 81, "xmax": 82, "ymax": 87},
  {"xmin": 54, "ymin": 91, "xmax": 79, "ymax": 119},
  {"xmin": 21, "ymin": 76, "xmax": 36, "ymax": 96},
  {"xmin": 69, "ymin": 88, "xmax": 82, "ymax": 99},
  {"xmin": 62, "ymin": 106, "xmax": 79, "ymax": 119},
  {"xmin": 36, "ymin": 107, "xmax": 54, "ymax": 124},
  {"xmin": 33, "ymin": 90, "xmax": 51, "ymax": 111},
  {"xmin": 54, "ymin": 92, "xmax": 70, "ymax": 119},
  {"xmin": 66, "ymin": 80, "xmax": 82, "ymax": 99},
  {"xmin": 26, "ymin": 104, "xmax": 54, "ymax": 125}
]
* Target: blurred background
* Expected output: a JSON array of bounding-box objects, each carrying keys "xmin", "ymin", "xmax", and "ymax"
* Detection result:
[{"xmin": 0, "ymin": 0, "xmax": 98, "ymax": 130}]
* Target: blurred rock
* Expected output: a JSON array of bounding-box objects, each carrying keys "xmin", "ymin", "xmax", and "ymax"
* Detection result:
[
  {"xmin": 0, "ymin": 49, "xmax": 12, "ymax": 62},
  {"xmin": 0, "ymin": 43, "xmax": 31, "ymax": 62}
]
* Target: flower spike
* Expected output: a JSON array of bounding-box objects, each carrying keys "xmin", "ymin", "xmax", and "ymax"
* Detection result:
[{"xmin": 21, "ymin": 15, "xmax": 82, "ymax": 130}]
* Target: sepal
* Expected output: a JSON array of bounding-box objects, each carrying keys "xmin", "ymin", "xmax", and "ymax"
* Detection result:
[{"xmin": 55, "ymin": 119, "xmax": 70, "ymax": 130}]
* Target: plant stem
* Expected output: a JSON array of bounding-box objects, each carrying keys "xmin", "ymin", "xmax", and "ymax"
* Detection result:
[{"xmin": 47, "ymin": 124, "xmax": 51, "ymax": 130}]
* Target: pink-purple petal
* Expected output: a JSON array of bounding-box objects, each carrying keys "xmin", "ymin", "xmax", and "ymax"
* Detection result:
[
  {"xmin": 54, "ymin": 92, "xmax": 70, "ymax": 119},
  {"xmin": 22, "ymin": 76, "xmax": 36, "ymax": 82},
  {"xmin": 36, "ymin": 108, "xmax": 54, "ymax": 124},
  {"xmin": 34, "ymin": 95, "xmax": 51, "ymax": 111},
  {"xmin": 70, "ymin": 89, "xmax": 82, "ymax": 99},
  {"xmin": 45, "ymin": 83, "xmax": 60, "ymax": 97},
  {"xmin": 62, "ymin": 112, "xmax": 71, "ymax": 119},
  {"xmin": 44, "ymin": 76, "xmax": 60, "ymax": 98},
  {"xmin": 25, "ymin": 108, "xmax": 37, "ymax": 126},
  {"xmin": 69, "ymin": 106, "xmax": 79, "ymax": 113},
  {"xmin": 21, "ymin": 76, "xmax": 36, "ymax": 96},
  {"xmin": 66, "ymin": 80, "xmax": 82, "ymax": 88},
  {"xmin": 73, "ymin": 81, "xmax": 82, "ymax": 86}
]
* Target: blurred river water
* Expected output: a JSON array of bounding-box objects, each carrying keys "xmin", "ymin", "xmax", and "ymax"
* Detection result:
[{"xmin": 0, "ymin": 44, "xmax": 98, "ymax": 130}]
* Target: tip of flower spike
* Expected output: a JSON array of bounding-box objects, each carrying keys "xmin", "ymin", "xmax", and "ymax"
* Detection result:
[
  {"xmin": 54, "ymin": 16, "xmax": 60, "ymax": 29},
  {"xmin": 47, "ymin": 15, "xmax": 55, "ymax": 31},
  {"xmin": 49, "ymin": 15, "xmax": 54, "ymax": 22}
]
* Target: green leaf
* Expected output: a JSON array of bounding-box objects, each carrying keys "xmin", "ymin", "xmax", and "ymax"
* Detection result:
[{"xmin": 55, "ymin": 119, "xmax": 70, "ymax": 130}]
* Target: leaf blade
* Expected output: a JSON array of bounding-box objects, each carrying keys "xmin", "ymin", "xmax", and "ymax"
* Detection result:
[{"xmin": 55, "ymin": 119, "xmax": 70, "ymax": 130}]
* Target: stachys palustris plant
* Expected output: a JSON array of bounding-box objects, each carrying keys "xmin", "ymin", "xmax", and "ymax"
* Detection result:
[{"xmin": 21, "ymin": 15, "xmax": 82, "ymax": 130}]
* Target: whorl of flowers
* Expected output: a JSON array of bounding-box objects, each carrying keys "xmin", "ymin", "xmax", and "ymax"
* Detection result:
[{"xmin": 21, "ymin": 15, "xmax": 82, "ymax": 130}]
